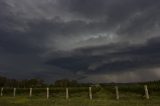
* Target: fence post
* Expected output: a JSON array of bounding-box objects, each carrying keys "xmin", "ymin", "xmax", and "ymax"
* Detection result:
[
  {"xmin": 89, "ymin": 87, "xmax": 92, "ymax": 100},
  {"xmin": 66, "ymin": 88, "xmax": 69, "ymax": 99},
  {"xmin": 29, "ymin": 88, "xmax": 32, "ymax": 97},
  {"xmin": 47, "ymin": 88, "xmax": 49, "ymax": 99},
  {"xmin": 144, "ymin": 85, "xmax": 149, "ymax": 99},
  {"xmin": 13, "ymin": 88, "xmax": 16, "ymax": 97},
  {"xmin": 115, "ymin": 86, "xmax": 119, "ymax": 100},
  {"xmin": 1, "ymin": 88, "xmax": 3, "ymax": 96}
]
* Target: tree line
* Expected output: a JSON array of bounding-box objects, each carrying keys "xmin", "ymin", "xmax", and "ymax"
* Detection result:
[
  {"xmin": 0, "ymin": 75, "xmax": 160, "ymax": 88},
  {"xmin": 0, "ymin": 76, "xmax": 45, "ymax": 88},
  {"xmin": 0, "ymin": 76, "xmax": 90, "ymax": 88}
]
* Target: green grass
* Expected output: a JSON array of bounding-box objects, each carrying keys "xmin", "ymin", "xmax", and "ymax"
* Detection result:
[{"xmin": 0, "ymin": 96, "xmax": 160, "ymax": 106}]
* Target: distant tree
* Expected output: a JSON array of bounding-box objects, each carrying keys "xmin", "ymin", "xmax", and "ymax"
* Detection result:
[
  {"xmin": 28, "ymin": 79, "xmax": 45, "ymax": 88},
  {"xmin": 0, "ymin": 76, "xmax": 6, "ymax": 87},
  {"xmin": 54, "ymin": 79, "xmax": 78, "ymax": 87},
  {"xmin": 0, "ymin": 75, "xmax": 45, "ymax": 88}
]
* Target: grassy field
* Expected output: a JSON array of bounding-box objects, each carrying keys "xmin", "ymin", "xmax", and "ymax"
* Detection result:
[
  {"xmin": 0, "ymin": 96, "xmax": 160, "ymax": 106},
  {"xmin": 0, "ymin": 86, "xmax": 160, "ymax": 106}
]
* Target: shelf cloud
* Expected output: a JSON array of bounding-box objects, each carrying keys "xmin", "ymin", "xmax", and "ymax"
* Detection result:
[{"xmin": 0, "ymin": 0, "xmax": 160, "ymax": 82}]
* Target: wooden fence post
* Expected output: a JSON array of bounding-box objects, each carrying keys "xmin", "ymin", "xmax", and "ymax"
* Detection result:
[
  {"xmin": 144, "ymin": 85, "xmax": 149, "ymax": 99},
  {"xmin": 1, "ymin": 88, "xmax": 3, "ymax": 96},
  {"xmin": 66, "ymin": 88, "xmax": 69, "ymax": 99},
  {"xmin": 89, "ymin": 87, "xmax": 92, "ymax": 100},
  {"xmin": 115, "ymin": 86, "xmax": 119, "ymax": 100},
  {"xmin": 47, "ymin": 88, "xmax": 49, "ymax": 99},
  {"xmin": 29, "ymin": 88, "xmax": 32, "ymax": 97},
  {"xmin": 13, "ymin": 88, "xmax": 16, "ymax": 97}
]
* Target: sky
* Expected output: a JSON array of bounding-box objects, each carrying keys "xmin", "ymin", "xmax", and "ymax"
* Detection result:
[{"xmin": 0, "ymin": 0, "xmax": 160, "ymax": 83}]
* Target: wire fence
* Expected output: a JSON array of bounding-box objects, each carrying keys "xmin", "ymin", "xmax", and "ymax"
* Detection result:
[{"xmin": 0, "ymin": 85, "xmax": 160, "ymax": 100}]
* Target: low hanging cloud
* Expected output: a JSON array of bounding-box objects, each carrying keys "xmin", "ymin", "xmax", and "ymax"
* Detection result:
[
  {"xmin": 0, "ymin": 0, "xmax": 160, "ymax": 82},
  {"xmin": 46, "ymin": 37, "xmax": 160, "ymax": 74}
]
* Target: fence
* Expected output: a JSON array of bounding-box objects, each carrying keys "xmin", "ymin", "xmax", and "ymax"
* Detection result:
[{"xmin": 0, "ymin": 85, "xmax": 155, "ymax": 100}]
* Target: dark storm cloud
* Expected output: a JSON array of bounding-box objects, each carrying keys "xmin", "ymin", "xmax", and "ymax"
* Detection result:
[
  {"xmin": 59, "ymin": 0, "xmax": 160, "ymax": 34},
  {"xmin": 1, "ymin": 0, "xmax": 160, "ymax": 41},
  {"xmin": 46, "ymin": 36, "xmax": 160, "ymax": 74},
  {"xmin": 64, "ymin": 0, "xmax": 159, "ymax": 17},
  {"xmin": 0, "ymin": 0, "xmax": 160, "ymax": 82},
  {"xmin": 0, "ymin": 30, "xmax": 43, "ymax": 54}
]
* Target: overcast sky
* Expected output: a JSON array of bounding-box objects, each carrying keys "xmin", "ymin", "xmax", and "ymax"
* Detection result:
[{"xmin": 0, "ymin": 0, "xmax": 160, "ymax": 83}]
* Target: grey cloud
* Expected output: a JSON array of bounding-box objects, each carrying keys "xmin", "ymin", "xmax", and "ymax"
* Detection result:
[
  {"xmin": 46, "ymin": 36, "xmax": 160, "ymax": 75},
  {"xmin": 59, "ymin": 0, "xmax": 160, "ymax": 41},
  {"xmin": 0, "ymin": 0, "xmax": 160, "ymax": 82}
]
